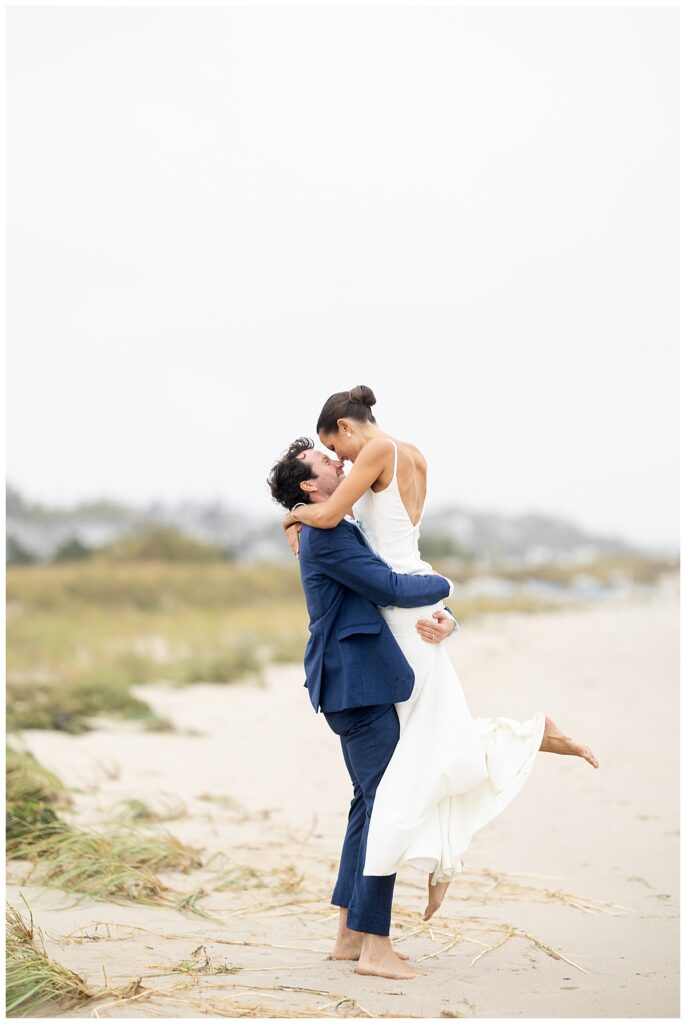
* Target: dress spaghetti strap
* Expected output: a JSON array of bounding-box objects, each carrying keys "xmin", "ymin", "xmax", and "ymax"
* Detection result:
[{"xmin": 389, "ymin": 439, "xmax": 399, "ymax": 483}]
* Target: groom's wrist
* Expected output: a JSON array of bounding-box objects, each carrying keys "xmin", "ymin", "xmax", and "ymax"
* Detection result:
[
  {"xmin": 443, "ymin": 606, "xmax": 460, "ymax": 635},
  {"xmin": 441, "ymin": 575, "xmax": 454, "ymax": 598}
]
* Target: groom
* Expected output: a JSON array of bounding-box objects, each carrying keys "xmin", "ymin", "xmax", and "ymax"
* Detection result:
[{"xmin": 268, "ymin": 438, "xmax": 457, "ymax": 980}]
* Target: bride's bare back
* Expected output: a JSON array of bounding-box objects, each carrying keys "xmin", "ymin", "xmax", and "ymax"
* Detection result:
[{"xmin": 370, "ymin": 439, "xmax": 427, "ymax": 528}]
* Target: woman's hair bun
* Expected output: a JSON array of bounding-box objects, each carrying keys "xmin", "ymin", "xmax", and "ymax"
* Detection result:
[
  {"xmin": 349, "ymin": 385, "xmax": 376, "ymax": 408},
  {"xmin": 316, "ymin": 386, "xmax": 378, "ymax": 433}
]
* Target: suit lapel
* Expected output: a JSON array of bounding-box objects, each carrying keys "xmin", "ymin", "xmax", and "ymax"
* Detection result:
[{"xmin": 343, "ymin": 517, "xmax": 387, "ymax": 565}]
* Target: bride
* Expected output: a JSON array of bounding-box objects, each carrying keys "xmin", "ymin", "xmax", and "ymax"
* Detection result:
[{"xmin": 284, "ymin": 385, "xmax": 599, "ymax": 925}]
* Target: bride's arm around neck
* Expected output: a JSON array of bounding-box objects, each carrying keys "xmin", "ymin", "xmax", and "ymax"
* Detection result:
[{"xmin": 294, "ymin": 438, "xmax": 395, "ymax": 530}]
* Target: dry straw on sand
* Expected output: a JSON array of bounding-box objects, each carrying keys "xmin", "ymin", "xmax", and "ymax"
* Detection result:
[
  {"xmin": 5, "ymin": 768, "xmax": 638, "ymax": 1017},
  {"xmin": 41, "ymin": 853, "xmax": 635, "ymax": 1018}
]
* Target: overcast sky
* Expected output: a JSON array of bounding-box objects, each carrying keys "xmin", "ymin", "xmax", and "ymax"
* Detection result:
[{"xmin": 7, "ymin": 6, "xmax": 679, "ymax": 550}]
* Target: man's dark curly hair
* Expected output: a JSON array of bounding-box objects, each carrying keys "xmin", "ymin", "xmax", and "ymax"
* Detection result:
[{"xmin": 267, "ymin": 437, "xmax": 317, "ymax": 511}]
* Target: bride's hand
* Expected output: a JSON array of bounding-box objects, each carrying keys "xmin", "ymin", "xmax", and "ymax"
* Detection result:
[
  {"xmin": 285, "ymin": 522, "xmax": 302, "ymax": 558},
  {"xmin": 282, "ymin": 511, "xmax": 296, "ymax": 534},
  {"xmin": 415, "ymin": 610, "xmax": 457, "ymax": 644}
]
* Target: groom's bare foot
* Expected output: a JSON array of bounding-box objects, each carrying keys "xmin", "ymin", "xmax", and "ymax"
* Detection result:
[
  {"xmin": 423, "ymin": 877, "xmax": 450, "ymax": 921},
  {"xmin": 540, "ymin": 715, "xmax": 599, "ymax": 768},
  {"xmin": 330, "ymin": 911, "xmax": 409, "ymax": 961},
  {"xmin": 355, "ymin": 939, "xmax": 419, "ymax": 980},
  {"xmin": 330, "ymin": 935, "xmax": 409, "ymax": 961}
]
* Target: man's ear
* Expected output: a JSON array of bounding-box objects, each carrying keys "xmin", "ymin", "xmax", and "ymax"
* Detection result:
[{"xmin": 300, "ymin": 479, "xmax": 317, "ymax": 494}]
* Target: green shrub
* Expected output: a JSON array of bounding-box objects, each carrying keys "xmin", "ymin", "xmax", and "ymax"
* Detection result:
[
  {"xmin": 52, "ymin": 538, "xmax": 92, "ymax": 563},
  {"xmin": 100, "ymin": 527, "xmax": 225, "ymax": 563}
]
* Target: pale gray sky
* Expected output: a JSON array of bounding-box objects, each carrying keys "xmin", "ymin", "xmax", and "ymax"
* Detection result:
[{"xmin": 7, "ymin": 6, "xmax": 679, "ymax": 549}]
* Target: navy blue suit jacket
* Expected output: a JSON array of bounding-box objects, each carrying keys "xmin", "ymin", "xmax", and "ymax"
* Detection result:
[{"xmin": 298, "ymin": 519, "xmax": 451, "ymax": 713}]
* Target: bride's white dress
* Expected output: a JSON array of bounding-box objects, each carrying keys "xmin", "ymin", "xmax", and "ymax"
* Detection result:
[{"xmin": 355, "ymin": 441, "xmax": 546, "ymax": 883}]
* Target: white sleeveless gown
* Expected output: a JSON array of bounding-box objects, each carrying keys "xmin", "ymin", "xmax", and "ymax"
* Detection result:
[{"xmin": 356, "ymin": 442, "xmax": 546, "ymax": 883}]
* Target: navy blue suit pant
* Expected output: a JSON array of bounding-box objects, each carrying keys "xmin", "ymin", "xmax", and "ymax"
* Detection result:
[{"xmin": 323, "ymin": 702, "xmax": 399, "ymax": 936}]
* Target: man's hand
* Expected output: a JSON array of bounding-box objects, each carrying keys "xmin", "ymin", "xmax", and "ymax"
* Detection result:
[
  {"xmin": 415, "ymin": 609, "xmax": 457, "ymax": 644},
  {"xmin": 285, "ymin": 522, "xmax": 302, "ymax": 558}
]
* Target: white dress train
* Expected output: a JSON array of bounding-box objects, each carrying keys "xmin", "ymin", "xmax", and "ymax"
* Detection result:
[{"xmin": 355, "ymin": 442, "xmax": 546, "ymax": 884}]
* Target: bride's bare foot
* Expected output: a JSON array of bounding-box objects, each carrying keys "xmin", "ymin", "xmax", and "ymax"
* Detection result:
[
  {"xmin": 540, "ymin": 715, "xmax": 599, "ymax": 768},
  {"xmin": 423, "ymin": 877, "xmax": 450, "ymax": 921},
  {"xmin": 355, "ymin": 937, "xmax": 419, "ymax": 980}
]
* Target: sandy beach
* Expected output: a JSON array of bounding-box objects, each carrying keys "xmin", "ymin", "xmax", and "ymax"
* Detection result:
[{"xmin": 7, "ymin": 583, "xmax": 679, "ymax": 1018}]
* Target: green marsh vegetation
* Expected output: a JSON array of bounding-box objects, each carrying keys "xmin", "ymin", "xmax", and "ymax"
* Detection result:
[
  {"xmin": 7, "ymin": 552, "xmax": 674, "ymax": 735},
  {"xmin": 431, "ymin": 552, "xmax": 677, "ymax": 588},
  {"xmin": 7, "ymin": 560, "xmax": 309, "ymax": 733}
]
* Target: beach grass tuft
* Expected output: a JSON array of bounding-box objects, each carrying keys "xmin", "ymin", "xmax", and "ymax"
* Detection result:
[
  {"xmin": 113, "ymin": 796, "xmax": 186, "ymax": 824},
  {"xmin": 6, "ymin": 745, "xmax": 72, "ymax": 844},
  {"xmin": 6, "ymin": 898, "xmax": 94, "ymax": 1017},
  {"xmin": 10, "ymin": 822, "xmax": 204, "ymax": 905},
  {"xmin": 7, "ymin": 746, "xmax": 213, "ymax": 914}
]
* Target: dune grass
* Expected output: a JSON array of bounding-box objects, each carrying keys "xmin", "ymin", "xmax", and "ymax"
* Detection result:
[
  {"xmin": 10, "ymin": 822, "xmax": 204, "ymax": 906},
  {"xmin": 6, "ymin": 898, "xmax": 93, "ymax": 1017},
  {"xmin": 7, "ymin": 555, "xmax": 674, "ymax": 735},
  {"xmin": 6, "ymin": 745, "xmax": 206, "ymax": 911},
  {"xmin": 432, "ymin": 553, "xmax": 677, "ymax": 587},
  {"xmin": 7, "ymin": 561, "xmax": 309, "ymax": 733},
  {"xmin": 113, "ymin": 796, "xmax": 186, "ymax": 824},
  {"xmin": 6, "ymin": 746, "xmax": 73, "ymax": 844}
]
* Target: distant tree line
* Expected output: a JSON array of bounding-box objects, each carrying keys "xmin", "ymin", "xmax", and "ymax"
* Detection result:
[
  {"xmin": 6, "ymin": 525, "xmax": 487, "ymax": 567},
  {"xmin": 6, "ymin": 528, "xmax": 238, "ymax": 565}
]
